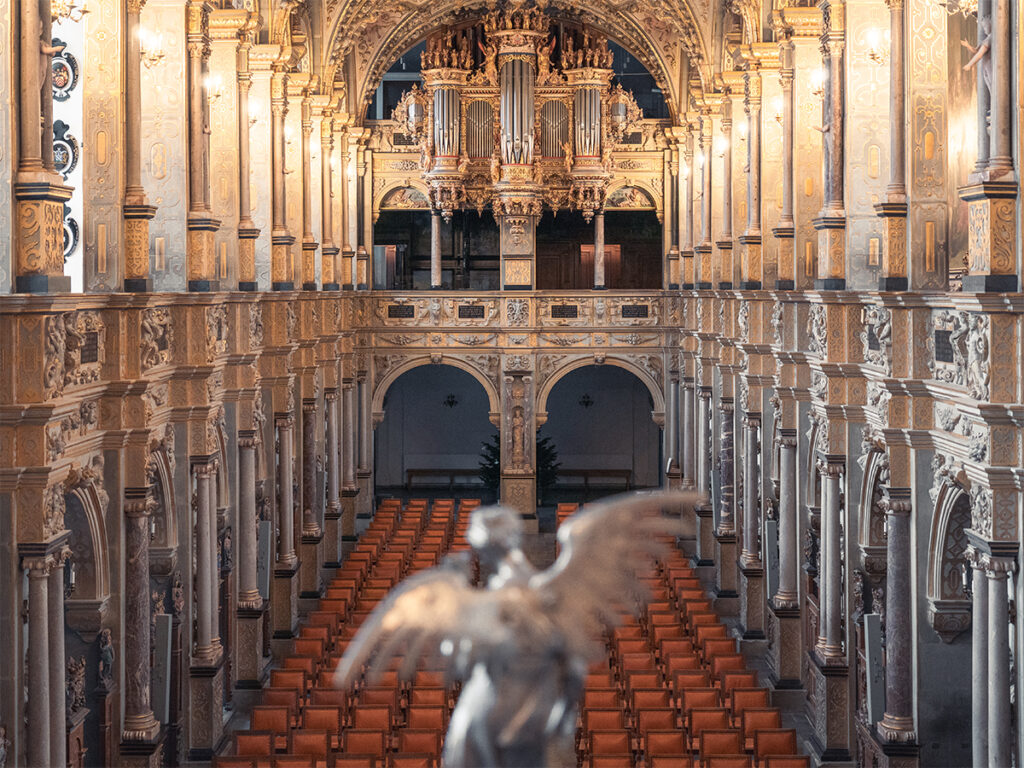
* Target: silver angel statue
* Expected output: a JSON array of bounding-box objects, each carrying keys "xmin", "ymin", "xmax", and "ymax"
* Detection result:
[{"xmin": 334, "ymin": 491, "xmax": 699, "ymax": 768}]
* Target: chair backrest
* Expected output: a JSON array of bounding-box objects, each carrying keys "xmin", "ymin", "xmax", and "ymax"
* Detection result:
[
  {"xmin": 645, "ymin": 730, "xmax": 686, "ymax": 756},
  {"xmin": 721, "ymin": 671, "xmax": 759, "ymax": 696},
  {"xmin": 352, "ymin": 704, "xmax": 392, "ymax": 730},
  {"xmin": 632, "ymin": 687, "xmax": 671, "ymax": 710},
  {"xmin": 589, "ymin": 730, "xmax": 632, "ymax": 755},
  {"xmin": 234, "ymin": 731, "xmax": 273, "ymax": 757},
  {"xmin": 269, "ymin": 668, "xmax": 306, "ymax": 690},
  {"xmin": 636, "ymin": 708, "xmax": 676, "ymax": 734},
  {"xmin": 741, "ymin": 708, "xmax": 783, "ymax": 740},
  {"xmin": 273, "ymin": 756, "xmax": 315, "ymax": 768},
  {"xmin": 410, "ymin": 688, "xmax": 447, "ymax": 708},
  {"xmin": 702, "ymin": 756, "xmax": 753, "ymax": 768},
  {"xmin": 251, "ymin": 706, "xmax": 290, "ymax": 733},
  {"xmin": 583, "ymin": 689, "xmax": 622, "ymax": 710},
  {"xmin": 294, "ymin": 637, "xmax": 325, "ymax": 659},
  {"xmin": 699, "ymin": 728, "xmax": 743, "ymax": 756},
  {"xmin": 390, "ymin": 755, "xmax": 435, "ymax": 768},
  {"xmin": 212, "ymin": 758, "xmax": 255, "ymax": 768},
  {"xmin": 703, "ymin": 638, "xmax": 739, "ymax": 659},
  {"xmin": 302, "ymin": 705, "xmax": 341, "ymax": 734},
  {"xmin": 288, "ymin": 729, "xmax": 329, "ymax": 756},
  {"xmin": 407, "ymin": 706, "xmax": 446, "ymax": 730},
  {"xmin": 686, "ymin": 708, "xmax": 731, "ymax": 739},
  {"xmin": 261, "ymin": 688, "xmax": 300, "ymax": 717},
  {"xmin": 753, "ymin": 728, "xmax": 798, "ymax": 758},
  {"xmin": 282, "ymin": 656, "xmax": 315, "ymax": 676},
  {"xmin": 625, "ymin": 671, "xmax": 662, "ymax": 690},
  {"xmin": 309, "ymin": 688, "xmax": 347, "ymax": 708},
  {"xmin": 333, "ymin": 758, "xmax": 378, "ymax": 768},
  {"xmin": 398, "ymin": 729, "xmax": 443, "ymax": 754},
  {"xmin": 763, "ymin": 756, "xmax": 810, "ymax": 768},
  {"xmin": 681, "ymin": 687, "xmax": 721, "ymax": 714},
  {"xmin": 672, "ymin": 669, "xmax": 711, "ymax": 692},
  {"xmin": 710, "ymin": 654, "xmax": 746, "ymax": 679},
  {"xmin": 730, "ymin": 687, "xmax": 770, "ymax": 717},
  {"xmin": 343, "ymin": 729, "xmax": 387, "ymax": 758},
  {"xmin": 583, "ymin": 708, "xmax": 626, "ymax": 732}
]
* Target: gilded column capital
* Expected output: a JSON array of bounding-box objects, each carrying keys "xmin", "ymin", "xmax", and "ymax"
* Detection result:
[{"xmin": 126, "ymin": 0, "xmax": 146, "ymax": 14}]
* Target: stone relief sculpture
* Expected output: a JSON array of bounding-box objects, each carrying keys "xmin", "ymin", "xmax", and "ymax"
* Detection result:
[
  {"xmin": 334, "ymin": 493, "xmax": 698, "ymax": 768},
  {"xmin": 98, "ymin": 628, "xmax": 115, "ymax": 687}
]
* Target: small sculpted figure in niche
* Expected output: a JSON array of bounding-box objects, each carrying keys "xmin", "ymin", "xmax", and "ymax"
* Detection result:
[
  {"xmin": 510, "ymin": 405, "xmax": 526, "ymax": 466},
  {"xmin": 40, "ymin": 31, "xmax": 65, "ymax": 92},
  {"xmin": 335, "ymin": 493, "xmax": 699, "ymax": 768},
  {"xmin": 98, "ymin": 628, "xmax": 114, "ymax": 686},
  {"xmin": 962, "ymin": 18, "xmax": 992, "ymax": 96}
]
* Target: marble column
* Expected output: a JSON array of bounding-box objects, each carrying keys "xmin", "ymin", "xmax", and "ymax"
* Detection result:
[
  {"xmin": 971, "ymin": 0, "xmax": 991, "ymax": 173},
  {"xmin": 14, "ymin": 0, "xmax": 72, "ymax": 293},
  {"xmin": 681, "ymin": 379, "xmax": 695, "ymax": 488},
  {"xmin": 341, "ymin": 383, "xmax": 358, "ymax": 540},
  {"xmin": 323, "ymin": 392, "xmax": 342, "ymax": 567},
  {"xmin": 236, "ymin": 433, "xmax": 263, "ymax": 686},
  {"xmin": 185, "ymin": 0, "xmax": 219, "ymax": 292},
  {"xmin": 338, "ymin": 130, "xmax": 353, "ymax": 289},
  {"xmin": 816, "ymin": 459, "xmax": 844, "ymax": 660},
  {"xmin": 299, "ymin": 399, "xmax": 323, "ymax": 599},
  {"xmin": 677, "ymin": 141, "xmax": 688, "ymax": 258},
  {"xmin": 360, "ymin": 147, "xmax": 374, "ymax": 288},
  {"xmin": 270, "ymin": 67, "xmax": 294, "ymax": 290},
  {"xmin": 987, "ymin": 0, "xmax": 1012, "ymax": 175},
  {"xmin": 123, "ymin": 496, "xmax": 160, "ymax": 743},
  {"xmin": 878, "ymin": 488, "xmax": 916, "ymax": 742},
  {"xmin": 236, "ymin": 34, "xmax": 259, "ymax": 290},
  {"xmin": 207, "ymin": 463, "xmax": 220, "ymax": 653},
  {"xmin": 774, "ymin": 432, "xmax": 799, "ymax": 606},
  {"xmin": 194, "ymin": 464, "xmax": 215, "ymax": 661},
  {"xmin": 594, "ymin": 212, "xmax": 606, "ymax": 289},
  {"xmin": 25, "ymin": 556, "xmax": 51, "ymax": 767},
  {"xmin": 300, "ymin": 97, "xmax": 318, "ymax": 290},
  {"xmin": 681, "ymin": 131, "xmax": 696, "ymax": 288},
  {"xmin": 986, "ymin": 555, "xmax": 1013, "ymax": 768},
  {"xmin": 740, "ymin": 71, "xmax": 762, "ymax": 290},
  {"xmin": 717, "ymin": 97, "xmax": 734, "ymax": 289},
  {"xmin": 356, "ymin": 379, "xmax": 373, "ymax": 525},
  {"xmin": 694, "ymin": 389, "xmax": 715, "ymax": 565},
  {"xmin": 695, "ymin": 114, "xmax": 713, "ymax": 288},
  {"xmin": 773, "ymin": 40, "xmax": 796, "ymax": 290},
  {"xmin": 715, "ymin": 398, "xmax": 738, "ymax": 605},
  {"xmin": 739, "ymin": 415, "xmax": 764, "ymax": 637},
  {"xmin": 321, "ymin": 113, "xmax": 338, "ymax": 290},
  {"xmin": 663, "ymin": 149, "xmax": 675, "ymax": 284},
  {"xmin": 430, "ymin": 210, "xmax": 442, "ymax": 288},
  {"xmin": 664, "ymin": 377, "xmax": 679, "ymax": 486},
  {"xmin": 966, "ymin": 546, "xmax": 989, "ymax": 768},
  {"xmin": 123, "ymin": 0, "xmax": 157, "ymax": 292},
  {"xmin": 48, "ymin": 550, "xmax": 69, "ymax": 768},
  {"xmin": 276, "ymin": 417, "xmax": 297, "ymax": 567},
  {"xmin": 815, "ymin": 0, "xmax": 846, "ymax": 291},
  {"xmin": 237, "ymin": 436, "xmax": 261, "ymax": 609}
]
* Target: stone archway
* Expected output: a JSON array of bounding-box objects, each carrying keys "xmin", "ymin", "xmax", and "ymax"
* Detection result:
[{"xmin": 536, "ymin": 355, "xmax": 665, "ymax": 427}]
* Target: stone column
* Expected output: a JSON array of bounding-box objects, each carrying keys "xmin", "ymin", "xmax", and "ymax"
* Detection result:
[
  {"xmin": 681, "ymin": 130, "xmax": 696, "ymax": 288},
  {"xmin": 123, "ymin": 496, "xmax": 160, "ymax": 747},
  {"xmin": 430, "ymin": 210, "xmax": 442, "ymax": 288},
  {"xmin": 695, "ymin": 113, "xmax": 713, "ymax": 288},
  {"xmin": 717, "ymin": 96, "xmax": 734, "ymax": 289},
  {"xmin": 594, "ymin": 212, "xmax": 606, "ymax": 289},
  {"xmin": 987, "ymin": 0, "xmax": 1012, "ymax": 176},
  {"xmin": 972, "ymin": 0, "xmax": 991, "ymax": 173},
  {"xmin": 236, "ymin": 433, "xmax": 263, "ymax": 687},
  {"xmin": 300, "ymin": 97, "xmax": 318, "ymax": 290},
  {"xmin": 679, "ymin": 379, "xmax": 694, "ymax": 488},
  {"xmin": 356, "ymin": 378, "xmax": 374, "ymax": 525},
  {"xmin": 323, "ymin": 392, "xmax": 342, "ymax": 567},
  {"xmin": 341, "ymin": 383, "xmax": 358, "ymax": 540},
  {"xmin": 739, "ymin": 71, "xmax": 762, "ymax": 290},
  {"xmin": 816, "ymin": 459, "xmax": 844, "ymax": 659},
  {"xmin": 664, "ymin": 377, "xmax": 679, "ymax": 487},
  {"xmin": 299, "ymin": 399, "xmax": 323, "ymax": 599},
  {"xmin": 14, "ymin": 0, "xmax": 72, "ymax": 293},
  {"xmin": 338, "ymin": 130, "xmax": 354, "ymax": 289},
  {"xmin": 986, "ymin": 554, "xmax": 1013, "ymax": 768},
  {"xmin": 48, "ymin": 550, "xmax": 69, "ymax": 768},
  {"xmin": 814, "ymin": 1, "xmax": 846, "ymax": 291},
  {"xmin": 123, "ymin": 0, "xmax": 157, "ymax": 291},
  {"xmin": 270, "ymin": 67, "xmax": 294, "ymax": 290},
  {"xmin": 321, "ymin": 113, "xmax": 338, "ymax": 290},
  {"xmin": 236, "ymin": 33, "xmax": 259, "ymax": 290},
  {"xmin": 207, "ymin": 463, "xmax": 220, "ymax": 653},
  {"xmin": 774, "ymin": 432, "xmax": 799, "ymax": 605},
  {"xmin": 663, "ymin": 149, "xmax": 675, "ymax": 285},
  {"xmin": 875, "ymin": 0, "xmax": 908, "ymax": 292},
  {"xmin": 739, "ymin": 415, "xmax": 764, "ymax": 637},
  {"xmin": 694, "ymin": 388, "xmax": 715, "ymax": 565},
  {"xmin": 361, "ymin": 147, "xmax": 374, "ymax": 286},
  {"xmin": 715, "ymin": 398, "xmax": 738, "ymax": 605},
  {"xmin": 772, "ymin": 40, "xmax": 796, "ymax": 290},
  {"xmin": 25, "ymin": 556, "xmax": 51, "ymax": 767},
  {"xmin": 185, "ymin": 0, "xmax": 219, "ymax": 291},
  {"xmin": 276, "ymin": 417, "xmax": 297, "ymax": 567},
  {"xmin": 878, "ymin": 488, "xmax": 916, "ymax": 743},
  {"xmin": 966, "ymin": 546, "xmax": 989, "ymax": 768},
  {"xmin": 194, "ymin": 464, "xmax": 217, "ymax": 661},
  {"xmin": 677, "ymin": 141, "xmax": 688, "ymax": 257}
]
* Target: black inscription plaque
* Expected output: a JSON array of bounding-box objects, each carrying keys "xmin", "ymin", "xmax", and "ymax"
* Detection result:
[
  {"xmin": 934, "ymin": 329, "xmax": 954, "ymax": 363},
  {"xmin": 551, "ymin": 304, "xmax": 578, "ymax": 319},
  {"xmin": 387, "ymin": 305, "xmax": 415, "ymax": 319},
  {"xmin": 622, "ymin": 304, "xmax": 649, "ymax": 319},
  {"xmin": 458, "ymin": 305, "xmax": 485, "ymax": 319}
]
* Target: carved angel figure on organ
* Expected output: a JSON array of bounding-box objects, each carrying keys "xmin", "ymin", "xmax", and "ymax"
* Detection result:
[
  {"xmin": 458, "ymin": 150, "xmax": 471, "ymax": 175},
  {"xmin": 477, "ymin": 39, "xmax": 498, "ymax": 83},
  {"xmin": 561, "ymin": 141, "xmax": 573, "ymax": 174},
  {"xmin": 490, "ymin": 153, "xmax": 501, "ymax": 185},
  {"xmin": 536, "ymin": 35, "xmax": 556, "ymax": 79},
  {"xmin": 458, "ymin": 32, "xmax": 473, "ymax": 69}
]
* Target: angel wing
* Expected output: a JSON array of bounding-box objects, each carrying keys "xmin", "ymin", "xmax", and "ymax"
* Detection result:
[
  {"xmin": 529, "ymin": 491, "xmax": 702, "ymax": 659},
  {"xmin": 333, "ymin": 561, "xmax": 530, "ymax": 691}
]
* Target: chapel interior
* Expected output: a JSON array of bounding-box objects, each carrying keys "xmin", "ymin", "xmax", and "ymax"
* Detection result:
[{"xmin": 0, "ymin": 0, "xmax": 1020, "ymax": 765}]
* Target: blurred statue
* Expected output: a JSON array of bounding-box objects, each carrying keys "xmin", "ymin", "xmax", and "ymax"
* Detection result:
[{"xmin": 335, "ymin": 491, "xmax": 699, "ymax": 768}]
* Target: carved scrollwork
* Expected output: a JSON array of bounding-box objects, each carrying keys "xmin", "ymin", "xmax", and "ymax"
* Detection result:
[
  {"xmin": 206, "ymin": 304, "xmax": 228, "ymax": 362},
  {"xmin": 807, "ymin": 304, "xmax": 827, "ymax": 357},
  {"xmin": 969, "ymin": 485, "xmax": 992, "ymax": 539},
  {"xmin": 770, "ymin": 300, "xmax": 783, "ymax": 346},
  {"xmin": 926, "ymin": 309, "xmax": 968, "ymax": 387},
  {"xmin": 966, "ymin": 313, "xmax": 990, "ymax": 401},
  {"xmin": 860, "ymin": 305, "xmax": 892, "ymax": 374},
  {"xmin": 141, "ymin": 307, "xmax": 172, "ymax": 371},
  {"xmin": 248, "ymin": 303, "xmax": 264, "ymax": 348}
]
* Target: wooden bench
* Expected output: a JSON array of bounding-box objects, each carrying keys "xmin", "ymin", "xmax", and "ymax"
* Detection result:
[{"xmin": 405, "ymin": 469, "xmax": 482, "ymax": 491}]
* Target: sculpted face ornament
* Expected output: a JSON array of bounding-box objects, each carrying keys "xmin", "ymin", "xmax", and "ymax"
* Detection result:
[{"xmin": 335, "ymin": 491, "xmax": 700, "ymax": 768}]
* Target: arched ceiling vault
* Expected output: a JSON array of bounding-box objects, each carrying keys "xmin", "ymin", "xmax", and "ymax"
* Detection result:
[{"xmin": 320, "ymin": 0, "xmax": 715, "ymax": 124}]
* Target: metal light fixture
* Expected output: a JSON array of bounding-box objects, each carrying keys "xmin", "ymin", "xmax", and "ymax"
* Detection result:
[
  {"xmin": 810, "ymin": 69, "xmax": 825, "ymax": 100},
  {"xmin": 939, "ymin": 0, "xmax": 978, "ymax": 16},
  {"xmin": 205, "ymin": 74, "xmax": 225, "ymax": 105},
  {"xmin": 52, "ymin": 0, "xmax": 89, "ymax": 23},
  {"xmin": 960, "ymin": 558, "xmax": 972, "ymax": 600},
  {"xmin": 443, "ymin": 394, "xmax": 459, "ymax": 408},
  {"xmin": 772, "ymin": 96, "xmax": 784, "ymax": 126},
  {"xmin": 866, "ymin": 28, "xmax": 889, "ymax": 65},
  {"xmin": 64, "ymin": 559, "xmax": 77, "ymax": 599},
  {"xmin": 578, "ymin": 394, "xmax": 594, "ymax": 408},
  {"xmin": 139, "ymin": 28, "xmax": 165, "ymax": 69}
]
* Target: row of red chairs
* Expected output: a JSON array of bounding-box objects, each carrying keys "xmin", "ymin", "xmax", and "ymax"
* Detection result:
[{"xmin": 219, "ymin": 498, "xmax": 480, "ymax": 768}]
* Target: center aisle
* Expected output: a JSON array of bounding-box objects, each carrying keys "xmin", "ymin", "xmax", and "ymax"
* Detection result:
[{"xmin": 217, "ymin": 498, "xmax": 809, "ymax": 768}]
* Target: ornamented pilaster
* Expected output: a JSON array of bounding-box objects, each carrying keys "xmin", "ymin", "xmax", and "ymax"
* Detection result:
[
  {"xmin": 236, "ymin": 27, "xmax": 259, "ymax": 291},
  {"xmin": 695, "ymin": 112, "xmax": 714, "ymax": 289},
  {"xmin": 320, "ymin": 111, "xmax": 338, "ymax": 290},
  {"xmin": 739, "ymin": 70, "xmax": 763, "ymax": 289},
  {"xmin": 185, "ymin": 0, "xmax": 220, "ymax": 291},
  {"xmin": 716, "ymin": 93, "xmax": 735, "ymax": 289},
  {"xmin": 123, "ymin": 0, "xmax": 157, "ymax": 292},
  {"xmin": 501, "ymin": 360, "xmax": 538, "ymax": 522},
  {"xmin": 814, "ymin": 0, "xmax": 846, "ymax": 291},
  {"xmin": 270, "ymin": 66, "xmax": 294, "ymax": 290},
  {"xmin": 772, "ymin": 37, "xmax": 796, "ymax": 290},
  {"xmin": 300, "ymin": 97, "xmax": 318, "ymax": 290},
  {"xmin": 338, "ymin": 128, "xmax": 354, "ymax": 289}
]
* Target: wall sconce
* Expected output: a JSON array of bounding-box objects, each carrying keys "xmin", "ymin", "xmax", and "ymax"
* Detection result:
[
  {"xmin": 578, "ymin": 394, "xmax": 594, "ymax": 408},
  {"xmin": 205, "ymin": 74, "xmax": 225, "ymax": 105},
  {"xmin": 680, "ymin": 162, "xmax": 690, "ymax": 180},
  {"xmin": 52, "ymin": 0, "xmax": 89, "ymax": 23},
  {"xmin": 735, "ymin": 121, "xmax": 748, "ymax": 141},
  {"xmin": 866, "ymin": 28, "xmax": 889, "ymax": 65},
  {"xmin": 810, "ymin": 69, "xmax": 825, "ymax": 99},
  {"xmin": 772, "ymin": 96, "xmax": 784, "ymax": 125},
  {"xmin": 959, "ymin": 559, "xmax": 972, "ymax": 599},
  {"xmin": 64, "ymin": 559, "xmax": 77, "ymax": 599},
  {"xmin": 695, "ymin": 150, "xmax": 705, "ymax": 169},
  {"xmin": 139, "ymin": 29, "xmax": 165, "ymax": 69},
  {"xmin": 442, "ymin": 394, "xmax": 459, "ymax": 408},
  {"xmin": 248, "ymin": 102, "xmax": 261, "ymax": 127},
  {"xmin": 714, "ymin": 136, "xmax": 728, "ymax": 158}
]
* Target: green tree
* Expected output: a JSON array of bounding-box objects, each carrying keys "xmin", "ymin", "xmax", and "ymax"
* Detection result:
[{"xmin": 478, "ymin": 431, "xmax": 561, "ymax": 503}]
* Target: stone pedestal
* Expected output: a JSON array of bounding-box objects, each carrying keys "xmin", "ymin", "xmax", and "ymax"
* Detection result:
[
  {"xmin": 235, "ymin": 603, "xmax": 265, "ymax": 689},
  {"xmin": 738, "ymin": 235, "xmax": 762, "ymax": 290},
  {"xmin": 298, "ymin": 533, "xmax": 323, "ymax": 601},
  {"xmin": 739, "ymin": 564, "xmax": 766, "ymax": 639},
  {"xmin": 13, "ymin": 177, "xmax": 73, "ymax": 293},
  {"xmin": 807, "ymin": 656, "xmax": 852, "ymax": 764},
  {"xmin": 501, "ymin": 475, "xmax": 538, "ymax": 532},
  {"xmin": 355, "ymin": 471, "xmax": 373, "ymax": 533},
  {"xmin": 323, "ymin": 509, "xmax": 342, "ymax": 569},
  {"xmin": 767, "ymin": 602, "xmax": 803, "ymax": 692},
  {"xmin": 187, "ymin": 662, "xmax": 224, "ymax": 761},
  {"xmin": 341, "ymin": 488, "xmax": 358, "ymax": 547},
  {"xmin": 270, "ymin": 564, "xmax": 298, "ymax": 653},
  {"xmin": 693, "ymin": 503, "xmax": 715, "ymax": 566},
  {"xmin": 119, "ymin": 731, "xmax": 165, "ymax": 768},
  {"xmin": 874, "ymin": 202, "xmax": 908, "ymax": 292},
  {"xmin": 959, "ymin": 181, "xmax": 1019, "ymax": 292},
  {"xmin": 714, "ymin": 531, "xmax": 738, "ymax": 614},
  {"xmin": 813, "ymin": 216, "xmax": 846, "ymax": 291}
]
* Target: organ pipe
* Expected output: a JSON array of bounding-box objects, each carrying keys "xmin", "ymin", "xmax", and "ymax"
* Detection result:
[
  {"xmin": 500, "ymin": 58, "xmax": 535, "ymax": 165},
  {"xmin": 574, "ymin": 88, "xmax": 602, "ymax": 157},
  {"xmin": 433, "ymin": 88, "xmax": 461, "ymax": 157}
]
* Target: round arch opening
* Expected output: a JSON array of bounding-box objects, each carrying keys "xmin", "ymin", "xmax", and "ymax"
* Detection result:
[
  {"xmin": 541, "ymin": 364, "xmax": 661, "ymax": 502},
  {"xmin": 374, "ymin": 364, "xmax": 498, "ymax": 500}
]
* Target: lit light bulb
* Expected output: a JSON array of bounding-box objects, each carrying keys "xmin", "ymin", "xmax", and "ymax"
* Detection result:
[{"xmin": 714, "ymin": 136, "xmax": 729, "ymax": 157}]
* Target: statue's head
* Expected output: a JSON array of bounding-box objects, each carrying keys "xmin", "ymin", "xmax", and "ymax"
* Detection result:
[{"xmin": 466, "ymin": 505, "xmax": 522, "ymax": 565}]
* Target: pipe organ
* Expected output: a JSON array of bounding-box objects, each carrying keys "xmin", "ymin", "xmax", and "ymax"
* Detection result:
[{"xmin": 386, "ymin": 2, "xmax": 647, "ymax": 288}]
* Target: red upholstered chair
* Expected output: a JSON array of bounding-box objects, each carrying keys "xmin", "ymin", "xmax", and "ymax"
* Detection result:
[
  {"xmin": 698, "ymin": 728, "xmax": 743, "ymax": 759},
  {"xmin": 407, "ymin": 706, "xmax": 446, "ymax": 730},
  {"xmin": 234, "ymin": 731, "xmax": 274, "ymax": 758},
  {"xmin": 584, "ymin": 689, "xmax": 623, "ymax": 711},
  {"xmin": 730, "ymin": 688, "xmax": 770, "ymax": 725},
  {"xmin": 388, "ymin": 755, "xmax": 436, "ymax": 768},
  {"xmin": 720, "ymin": 671, "xmax": 759, "ymax": 698},
  {"xmin": 261, "ymin": 688, "xmax": 301, "ymax": 726},
  {"xmin": 272, "ymin": 756, "xmax": 316, "ymax": 768},
  {"xmin": 702, "ymin": 757, "xmax": 753, "ymax": 768},
  {"xmin": 287, "ymin": 730, "xmax": 329, "ymax": 761},
  {"xmin": 397, "ymin": 729, "xmax": 443, "ymax": 755},
  {"xmin": 352, "ymin": 703, "xmax": 394, "ymax": 731},
  {"xmin": 741, "ymin": 709, "xmax": 784, "ymax": 751},
  {"xmin": 635, "ymin": 708, "xmax": 677, "ymax": 751},
  {"xmin": 685, "ymin": 708, "xmax": 731, "ymax": 752},
  {"xmin": 680, "ymin": 687, "xmax": 722, "ymax": 717},
  {"xmin": 301, "ymin": 706, "xmax": 343, "ymax": 749},
  {"xmin": 333, "ymin": 756, "xmax": 379, "ymax": 768},
  {"xmin": 671, "ymin": 669, "xmax": 712, "ymax": 696},
  {"xmin": 213, "ymin": 758, "xmax": 256, "ymax": 768},
  {"xmin": 409, "ymin": 687, "xmax": 447, "ymax": 709},
  {"xmin": 709, "ymin": 654, "xmax": 747, "ymax": 681},
  {"xmin": 645, "ymin": 730, "xmax": 687, "ymax": 761},
  {"xmin": 270, "ymin": 668, "xmax": 308, "ymax": 694},
  {"xmin": 752, "ymin": 729, "xmax": 798, "ymax": 764},
  {"xmin": 763, "ymin": 757, "xmax": 810, "ymax": 768},
  {"xmin": 582, "ymin": 708, "xmax": 627, "ymax": 736},
  {"xmin": 589, "ymin": 730, "xmax": 633, "ymax": 763},
  {"xmin": 631, "ymin": 687, "xmax": 672, "ymax": 712},
  {"xmin": 343, "ymin": 729, "xmax": 388, "ymax": 761},
  {"xmin": 251, "ymin": 706, "xmax": 290, "ymax": 750}
]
